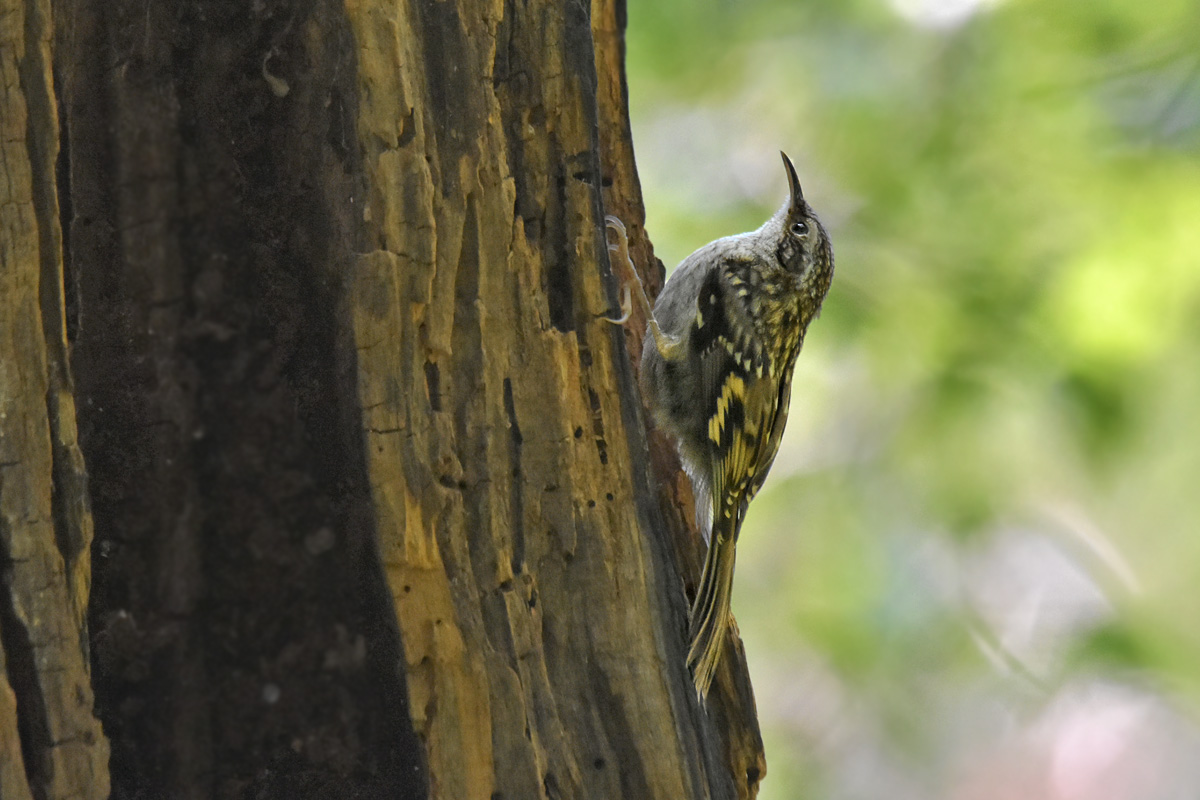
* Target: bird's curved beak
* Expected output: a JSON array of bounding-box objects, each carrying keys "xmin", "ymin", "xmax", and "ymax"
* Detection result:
[{"xmin": 780, "ymin": 151, "xmax": 804, "ymax": 208}]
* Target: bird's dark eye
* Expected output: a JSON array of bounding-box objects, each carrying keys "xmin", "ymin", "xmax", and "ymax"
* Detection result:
[{"xmin": 790, "ymin": 221, "xmax": 809, "ymax": 238}]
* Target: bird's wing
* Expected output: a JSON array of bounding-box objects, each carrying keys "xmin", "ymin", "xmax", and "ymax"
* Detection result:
[
  {"xmin": 690, "ymin": 265, "xmax": 782, "ymax": 540},
  {"xmin": 746, "ymin": 361, "xmax": 793, "ymax": 502}
]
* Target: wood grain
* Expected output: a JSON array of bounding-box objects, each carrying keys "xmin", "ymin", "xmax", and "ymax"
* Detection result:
[{"xmin": 0, "ymin": 0, "xmax": 109, "ymax": 797}]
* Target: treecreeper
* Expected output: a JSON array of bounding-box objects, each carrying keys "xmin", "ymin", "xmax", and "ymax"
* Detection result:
[{"xmin": 607, "ymin": 152, "xmax": 835, "ymax": 698}]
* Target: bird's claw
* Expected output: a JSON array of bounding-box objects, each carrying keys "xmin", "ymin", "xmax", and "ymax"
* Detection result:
[
  {"xmin": 605, "ymin": 215, "xmax": 633, "ymax": 277},
  {"xmin": 605, "ymin": 284, "xmax": 633, "ymax": 324},
  {"xmin": 604, "ymin": 215, "xmax": 639, "ymax": 324},
  {"xmin": 602, "ymin": 215, "xmax": 674, "ymax": 362},
  {"xmin": 605, "ymin": 214, "xmax": 627, "ymax": 238}
]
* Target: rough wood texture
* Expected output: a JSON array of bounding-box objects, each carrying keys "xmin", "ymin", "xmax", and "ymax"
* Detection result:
[
  {"xmin": 31, "ymin": 0, "xmax": 765, "ymax": 796},
  {"xmin": 591, "ymin": 2, "xmax": 768, "ymax": 791},
  {"xmin": 345, "ymin": 0, "xmax": 763, "ymax": 797},
  {"xmin": 0, "ymin": 0, "xmax": 109, "ymax": 797},
  {"xmin": 56, "ymin": 1, "xmax": 425, "ymax": 796}
]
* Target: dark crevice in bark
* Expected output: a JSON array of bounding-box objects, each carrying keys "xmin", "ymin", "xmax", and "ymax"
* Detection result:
[
  {"xmin": 587, "ymin": 658, "xmax": 653, "ymax": 800},
  {"xmin": 450, "ymin": 195, "xmax": 482, "ymax": 356},
  {"xmin": 544, "ymin": 168, "xmax": 576, "ymax": 333},
  {"xmin": 424, "ymin": 360, "xmax": 441, "ymax": 412},
  {"xmin": 53, "ymin": 69, "xmax": 79, "ymax": 349},
  {"xmin": 502, "ymin": 376, "xmax": 525, "ymax": 576},
  {"xmin": 0, "ymin": 534, "xmax": 50, "ymax": 800},
  {"xmin": 414, "ymin": 0, "xmax": 477, "ymax": 197},
  {"xmin": 587, "ymin": 388, "xmax": 608, "ymax": 466}
]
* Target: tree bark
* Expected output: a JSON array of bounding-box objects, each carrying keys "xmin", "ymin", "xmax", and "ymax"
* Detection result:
[
  {"xmin": 0, "ymin": 0, "xmax": 110, "ymax": 797},
  {"xmin": 1, "ymin": 0, "xmax": 766, "ymax": 797}
]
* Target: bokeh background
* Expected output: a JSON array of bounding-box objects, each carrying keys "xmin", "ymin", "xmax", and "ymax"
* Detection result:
[{"xmin": 625, "ymin": 2, "xmax": 1200, "ymax": 797}]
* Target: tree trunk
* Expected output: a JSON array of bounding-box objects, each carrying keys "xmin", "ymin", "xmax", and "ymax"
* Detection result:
[
  {"xmin": 0, "ymin": 1, "xmax": 110, "ymax": 797},
  {"xmin": 1, "ymin": 0, "xmax": 765, "ymax": 797}
]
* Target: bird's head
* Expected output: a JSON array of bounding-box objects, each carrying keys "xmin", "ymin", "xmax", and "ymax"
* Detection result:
[{"xmin": 769, "ymin": 152, "xmax": 835, "ymax": 307}]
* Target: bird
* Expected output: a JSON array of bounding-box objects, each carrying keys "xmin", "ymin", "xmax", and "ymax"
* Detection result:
[{"xmin": 606, "ymin": 152, "xmax": 834, "ymax": 698}]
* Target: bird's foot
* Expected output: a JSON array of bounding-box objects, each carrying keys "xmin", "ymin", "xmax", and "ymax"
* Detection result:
[
  {"xmin": 603, "ymin": 215, "xmax": 653, "ymax": 326},
  {"xmin": 607, "ymin": 284, "xmax": 633, "ymax": 325},
  {"xmin": 602, "ymin": 215, "xmax": 680, "ymax": 360}
]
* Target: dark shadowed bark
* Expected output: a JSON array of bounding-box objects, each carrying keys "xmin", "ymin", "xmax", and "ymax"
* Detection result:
[{"xmin": 0, "ymin": 0, "xmax": 765, "ymax": 797}]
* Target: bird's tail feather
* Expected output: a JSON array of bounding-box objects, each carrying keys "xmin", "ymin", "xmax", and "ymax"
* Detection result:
[{"xmin": 687, "ymin": 513, "xmax": 738, "ymax": 699}]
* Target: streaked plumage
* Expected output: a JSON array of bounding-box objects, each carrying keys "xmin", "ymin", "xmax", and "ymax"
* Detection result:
[{"xmin": 607, "ymin": 153, "xmax": 834, "ymax": 698}]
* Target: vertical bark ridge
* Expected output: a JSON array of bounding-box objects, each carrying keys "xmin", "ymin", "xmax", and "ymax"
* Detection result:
[
  {"xmin": 0, "ymin": 1, "xmax": 110, "ymax": 797},
  {"xmin": 345, "ymin": 0, "xmax": 762, "ymax": 797},
  {"xmin": 591, "ymin": 0, "xmax": 768, "ymax": 795}
]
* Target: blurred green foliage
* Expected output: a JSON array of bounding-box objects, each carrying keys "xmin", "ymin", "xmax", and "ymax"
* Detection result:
[{"xmin": 626, "ymin": 1, "xmax": 1200, "ymax": 797}]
